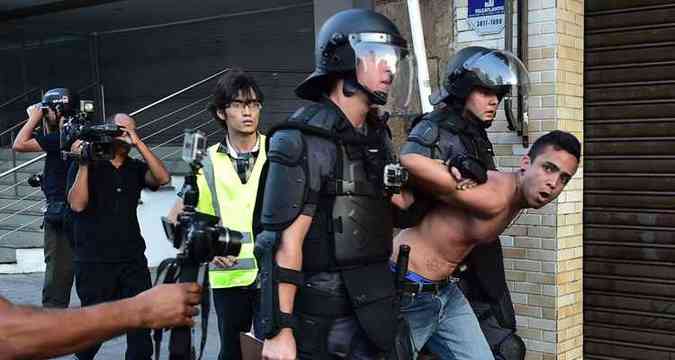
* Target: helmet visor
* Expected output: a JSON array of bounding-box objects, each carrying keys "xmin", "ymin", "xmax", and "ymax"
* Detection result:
[
  {"xmin": 350, "ymin": 33, "xmax": 416, "ymax": 111},
  {"xmin": 466, "ymin": 50, "xmax": 530, "ymax": 131},
  {"xmin": 464, "ymin": 50, "xmax": 530, "ymax": 90}
]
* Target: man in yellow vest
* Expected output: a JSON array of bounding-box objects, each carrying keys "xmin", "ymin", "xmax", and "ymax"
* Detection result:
[{"xmin": 169, "ymin": 69, "xmax": 266, "ymax": 360}]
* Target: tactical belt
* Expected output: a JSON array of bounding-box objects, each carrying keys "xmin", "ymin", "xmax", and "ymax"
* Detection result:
[
  {"xmin": 400, "ymin": 277, "xmax": 459, "ymax": 295},
  {"xmin": 296, "ymin": 286, "xmax": 353, "ymax": 317}
]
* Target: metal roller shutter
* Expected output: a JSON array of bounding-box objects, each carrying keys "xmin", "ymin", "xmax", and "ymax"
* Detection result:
[{"xmin": 584, "ymin": 1, "xmax": 675, "ymax": 359}]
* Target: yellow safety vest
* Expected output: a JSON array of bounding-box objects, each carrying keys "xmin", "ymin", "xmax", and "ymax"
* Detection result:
[{"xmin": 195, "ymin": 135, "xmax": 266, "ymax": 288}]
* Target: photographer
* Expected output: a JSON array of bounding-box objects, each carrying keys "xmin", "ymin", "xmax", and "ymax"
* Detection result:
[
  {"xmin": 12, "ymin": 88, "xmax": 75, "ymax": 309},
  {"xmin": 67, "ymin": 113, "xmax": 170, "ymax": 360},
  {"xmin": 168, "ymin": 69, "xmax": 266, "ymax": 360},
  {"xmin": 0, "ymin": 283, "xmax": 201, "ymax": 360}
]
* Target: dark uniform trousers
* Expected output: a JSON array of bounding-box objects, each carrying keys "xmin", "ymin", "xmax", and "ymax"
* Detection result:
[
  {"xmin": 213, "ymin": 286, "xmax": 260, "ymax": 360},
  {"xmin": 73, "ymin": 259, "xmax": 153, "ymax": 360}
]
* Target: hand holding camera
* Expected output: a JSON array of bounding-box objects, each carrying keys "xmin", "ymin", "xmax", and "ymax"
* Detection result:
[
  {"xmin": 113, "ymin": 113, "xmax": 140, "ymax": 146},
  {"xmin": 26, "ymin": 103, "xmax": 45, "ymax": 121}
]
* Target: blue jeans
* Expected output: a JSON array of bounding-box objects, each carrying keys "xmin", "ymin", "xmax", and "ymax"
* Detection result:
[{"xmin": 400, "ymin": 282, "xmax": 494, "ymax": 360}]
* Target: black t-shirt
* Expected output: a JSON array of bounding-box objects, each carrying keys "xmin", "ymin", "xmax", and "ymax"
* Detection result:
[
  {"xmin": 34, "ymin": 132, "xmax": 70, "ymax": 203},
  {"xmin": 66, "ymin": 158, "xmax": 158, "ymax": 262}
]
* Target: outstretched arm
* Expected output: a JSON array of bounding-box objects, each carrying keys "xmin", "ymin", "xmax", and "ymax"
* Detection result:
[{"xmin": 0, "ymin": 283, "xmax": 201, "ymax": 360}]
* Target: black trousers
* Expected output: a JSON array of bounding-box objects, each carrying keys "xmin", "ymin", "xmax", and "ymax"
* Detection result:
[
  {"xmin": 212, "ymin": 286, "xmax": 260, "ymax": 360},
  {"xmin": 42, "ymin": 221, "xmax": 74, "ymax": 308},
  {"xmin": 73, "ymin": 259, "xmax": 152, "ymax": 360},
  {"xmin": 296, "ymin": 313, "xmax": 383, "ymax": 360}
]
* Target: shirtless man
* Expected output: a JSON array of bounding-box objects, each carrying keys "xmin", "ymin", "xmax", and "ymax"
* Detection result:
[{"xmin": 395, "ymin": 130, "xmax": 580, "ymax": 359}]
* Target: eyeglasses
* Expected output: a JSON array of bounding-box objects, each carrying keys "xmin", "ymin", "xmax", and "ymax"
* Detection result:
[{"xmin": 228, "ymin": 99, "xmax": 263, "ymax": 111}]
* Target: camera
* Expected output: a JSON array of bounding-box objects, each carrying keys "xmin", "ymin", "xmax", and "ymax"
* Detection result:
[
  {"xmin": 384, "ymin": 163, "xmax": 409, "ymax": 194},
  {"xmin": 155, "ymin": 129, "xmax": 250, "ymax": 358},
  {"xmin": 59, "ymin": 100, "xmax": 124, "ymax": 162},
  {"xmin": 27, "ymin": 173, "xmax": 43, "ymax": 188},
  {"xmin": 162, "ymin": 212, "xmax": 243, "ymax": 264},
  {"xmin": 161, "ymin": 129, "xmax": 244, "ymax": 264}
]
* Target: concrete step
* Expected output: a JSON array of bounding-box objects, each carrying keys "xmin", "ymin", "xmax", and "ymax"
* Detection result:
[
  {"xmin": 0, "ymin": 248, "xmax": 45, "ymax": 273},
  {"xmin": 0, "ymin": 149, "xmax": 45, "ymax": 161},
  {"xmin": 0, "ymin": 212, "xmax": 43, "ymax": 227},
  {"xmin": 0, "ymin": 192, "xmax": 45, "ymax": 202},
  {"xmin": 0, "ymin": 247, "xmax": 17, "ymax": 263},
  {"xmin": 0, "ymin": 184, "xmax": 44, "ymax": 198},
  {"xmin": 0, "ymin": 206, "xmax": 42, "ymax": 226},
  {"xmin": 0, "ymin": 227, "xmax": 43, "ymax": 248},
  {"xmin": 0, "ymin": 158, "xmax": 44, "ymax": 172},
  {"xmin": 0, "ymin": 208, "xmax": 42, "ymax": 216},
  {"xmin": 0, "ymin": 171, "xmax": 40, "ymax": 185},
  {"xmin": 0, "ymin": 197, "xmax": 44, "ymax": 211}
]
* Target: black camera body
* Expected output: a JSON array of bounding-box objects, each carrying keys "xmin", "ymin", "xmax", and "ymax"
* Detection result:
[
  {"xmin": 162, "ymin": 209, "xmax": 242, "ymax": 265},
  {"xmin": 27, "ymin": 173, "xmax": 43, "ymax": 188},
  {"xmin": 384, "ymin": 163, "xmax": 409, "ymax": 194},
  {"xmin": 59, "ymin": 100, "xmax": 123, "ymax": 162}
]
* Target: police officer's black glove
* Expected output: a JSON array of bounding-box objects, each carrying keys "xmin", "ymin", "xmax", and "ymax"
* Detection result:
[{"xmin": 448, "ymin": 154, "xmax": 488, "ymax": 184}]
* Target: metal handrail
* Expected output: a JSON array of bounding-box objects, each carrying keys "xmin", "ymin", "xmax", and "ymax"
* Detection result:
[
  {"xmin": 0, "ymin": 198, "xmax": 45, "ymax": 226},
  {"xmin": 0, "ymin": 121, "xmax": 30, "ymax": 139},
  {"xmin": 128, "ymin": 68, "xmax": 230, "ymax": 117},
  {"xmin": 0, "ymin": 88, "xmax": 41, "ymax": 110},
  {"xmin": 142, "ymin": 110, "xmax": 206, "ymax": 142},
  {"xmin": 0, "ymin": 67, "xmax": 232, "ymax": 181},
  {"xmin": 157, "ymin": 127, "xmax": 221, "ymax": 161},
  {"xmin": 0, "ymin": 174, "xmax": 32, "ymax": 195},
  {"xmin": 0, "ymin": 188, "xmax": 42, "ymax": 214},
  {"xmin": 150, "ymin": 119, "xmax": 213, "ymax": 151},
  {"xmin": 0, "ymin": 217, "xmax": 43, "ymax": 244},
  {"xmin": 136, "ymin": 95, "xmax": 209, "ymax": 131}
]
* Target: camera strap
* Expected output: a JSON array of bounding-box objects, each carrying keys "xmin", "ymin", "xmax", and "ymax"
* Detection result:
[
  {"xmin": 197, "ymin": 264, "xmax": 210, "ymax": 360},
  {"xmin": 152, "ymin": 261, "xmax": 210, "ymax": 360}
]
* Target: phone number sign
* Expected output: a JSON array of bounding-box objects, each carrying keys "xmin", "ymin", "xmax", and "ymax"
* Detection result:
[{"xmin": 468, "ymin": 0, "xmax": 505, "ymax": 35}]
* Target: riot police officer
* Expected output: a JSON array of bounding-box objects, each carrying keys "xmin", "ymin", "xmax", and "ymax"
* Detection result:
[
  {"xmin": 401, "ymin": 46, "xmax": 530, "ymax": 360},
  {"xmin": 254, "ymin": 8, "xmax": 414, "ymax": 360}
]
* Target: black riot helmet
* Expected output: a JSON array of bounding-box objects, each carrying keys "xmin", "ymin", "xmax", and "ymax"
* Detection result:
[
  {"xmin": 430, "ymin": 46, "xmax": 529, "ymax": 107},
  {"xmin": 41, "ymin": 88, "xmax": 78, "ymax": 117},
  {"xmin": 296, "ymin": 9, "xmax": 414, "ymax": 108}
]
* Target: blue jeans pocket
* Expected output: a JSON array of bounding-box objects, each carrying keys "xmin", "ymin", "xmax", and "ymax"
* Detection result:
[{"xmin": 400, "ymin": 293, "xmax": 416, "ymax": 309}]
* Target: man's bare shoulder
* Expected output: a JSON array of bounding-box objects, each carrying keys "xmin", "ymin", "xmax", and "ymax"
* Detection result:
[
  {"xmin": 480, "ymin": 171, "xmax": 517, "ymax": 210},
  {"xmin": 486, "ymin": 170, "xmax": 516, "ymax": 188}
]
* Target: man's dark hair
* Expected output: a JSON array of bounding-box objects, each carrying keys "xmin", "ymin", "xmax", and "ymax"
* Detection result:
[
  {"xmin": 207, "ymin": 69, "xmax": 264, "ymax": 125},
  {"xmin": 528, "ymin": 130, "xmax": 581, "ymax": 161}
]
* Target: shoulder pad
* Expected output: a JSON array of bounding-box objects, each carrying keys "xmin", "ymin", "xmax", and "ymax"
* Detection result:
[
  {"xmin": 268, "ymin": 129, "xmax": 304, "ymax": 165},
  {"xmin": 407, "ymin": 119, "xmax": 439, "ymax": 147},
  {"xmin": 269, "ymin": 103, "xmax": 341, "ymax": 140},
  {"xmin": 290, "ymin": 103, "xmax": 341, "ymax": 133},
  {"xmin": 419, "ymin": 107, "xmax": 464, "ymax": 134}
]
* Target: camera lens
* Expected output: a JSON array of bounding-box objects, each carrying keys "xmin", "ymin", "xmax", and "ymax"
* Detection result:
[{"xmin": 216, "ymin": 228, "xmax": 242, "ymax": 258}]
